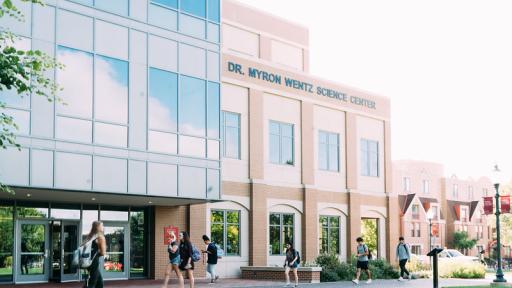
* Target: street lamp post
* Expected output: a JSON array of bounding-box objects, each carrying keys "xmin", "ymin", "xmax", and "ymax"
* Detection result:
[
  {"xmin": 493, "ymin": 164, "xmax": 506, "ymax": 283},
  {"xmin": 427, "ymin": 210, "xmax": 433, "ymax": 252}
]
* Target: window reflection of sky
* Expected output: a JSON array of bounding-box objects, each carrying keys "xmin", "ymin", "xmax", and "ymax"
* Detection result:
[
  {"xmin": 149, "ymin": 68, "xmax": 178, "ymax": 132},
  {"xmin": 179, "ymin": 76, "xmax": 206, "ymax": 137},
  {"xmin": 95, "ymin": 55, "xmax": 128, "ymax": 124}
]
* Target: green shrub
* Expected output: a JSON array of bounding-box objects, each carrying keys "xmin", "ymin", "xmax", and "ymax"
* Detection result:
[
  {"xmin": 406, "ymin": 256, "xmax": 431, "ymax": 272},
  {"xmin": 439, "ymin": 261, "xmax": 485, "ymax": 279},
  {"xmin": 315, "ymin": 254, "xmax": 399, "ymax": 282}
]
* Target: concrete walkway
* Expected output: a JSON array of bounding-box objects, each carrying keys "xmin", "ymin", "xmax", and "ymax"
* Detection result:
[{"xmin": 13, "ymin": 277, "xmax": 493, "ymax": 288}]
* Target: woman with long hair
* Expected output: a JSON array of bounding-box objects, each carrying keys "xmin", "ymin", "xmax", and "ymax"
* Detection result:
[
  {"xmin": 84, "ymin": 221, "xmax": 106, "ymax": 288},
  {"xmin": 161, "ymin": 230, "xmax": 184, "ymax": 288},
  {"xmin": 178, "ymin": 231, "xmax": 195, "ymax": 288},
  {"xmin": 283, "ymin": 242, "xmax": 299, "ymax": 288}
]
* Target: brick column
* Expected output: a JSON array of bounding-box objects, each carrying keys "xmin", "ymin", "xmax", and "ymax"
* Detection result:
[
  {"xmin": 303, "ymin": 188, "xmax": 318, "ymax": 262},
  {"xmin": 250, "ymin": 183, "xmax": 268, "ymax": 266},
  {"xmin": 153, "ymin": 206, "xmax": 188, "ymax": 279},
  {"xmin": 189, "ymin": 203, "xmax": 207, "ymax": 278},
  {"xmin": 301, "ymin": 101, "xmax": 314, "ymax": 185},
  {"xmin": 345, "ymin": 112, "xmax": 360, "ymax": 255},
  {"xmin": 249, "ymin": 88, "xmax": 264, "ymax": 180},
  {"xmin": 386, "ymin": 196, "xmax": 400, "ymax": 264}
]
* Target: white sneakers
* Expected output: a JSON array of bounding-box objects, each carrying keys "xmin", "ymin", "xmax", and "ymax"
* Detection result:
[
  {"xmin": 352, "ymin": 279, "xmax": 372, "ymax": 285},
  {"xmin": 398, "ymin": 276, "xmax": 404, "ymax": 281}
]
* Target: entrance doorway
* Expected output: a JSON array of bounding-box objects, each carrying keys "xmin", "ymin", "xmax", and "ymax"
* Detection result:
[
  {"xmin": 16, "ymin": 220, "xmax": 50, "ymax": 283},
  {"xmin": 50, "ymin": 221, "xmax": 80, "ymax": 282},
  {"xmin": 361, "ymin": 218, "xmax": 379, "ymax": 258},
  {"xmin": 102, "ymin": 222, "xmax": 129, "ymax": 280}
]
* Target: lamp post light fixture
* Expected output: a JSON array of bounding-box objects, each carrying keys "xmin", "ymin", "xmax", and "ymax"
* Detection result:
[
  {"xmin": 492, "ymin": 164, "xmax": 506, "ymax": 283},
  {"xmin": 427, "ymin": 210, "xmax": 434, "ymax": 252}
]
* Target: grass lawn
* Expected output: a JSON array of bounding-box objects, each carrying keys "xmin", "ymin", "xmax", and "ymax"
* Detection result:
[{"xmin": 0, "ymin": 267, "xmax": 12, "ymax": 275}]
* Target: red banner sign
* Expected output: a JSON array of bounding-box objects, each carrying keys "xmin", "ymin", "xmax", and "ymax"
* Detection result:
[
  {"xmin": 164, "ymin": 225, "xmax": 179, "ymax": 245},
  {"xmin": 483, "ymin": 197, "xmax": 494, "ymax": 215},
  {"xmin": 432, "ymin": 223, "xmax": 440, "ymax": 237},
  {"xmin": 501, "ymin": 196, "xmax": 511, "ymax": 214}
]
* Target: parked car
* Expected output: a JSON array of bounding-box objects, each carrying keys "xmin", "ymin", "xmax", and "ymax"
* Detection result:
[{"xmin": 438, "ymin": 249, "xmax": 480, "ymax": 263}]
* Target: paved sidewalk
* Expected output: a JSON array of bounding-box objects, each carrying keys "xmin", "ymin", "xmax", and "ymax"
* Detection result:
[{"xmin": 13, "ymin": 277, "xmax": 493, "ymax": 288}]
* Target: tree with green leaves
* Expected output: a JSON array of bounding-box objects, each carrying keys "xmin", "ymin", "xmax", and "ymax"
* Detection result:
[
  {"xmin": 452, "ymin": 231, "xmax": 477, "ymax": 252},
  {"xmin": 0, "ymin": 0, "xmax": 61, "ymax": 194},
  {"xmin": 361, "ymin": 219, "xmax": 378, "ymax": 258}
]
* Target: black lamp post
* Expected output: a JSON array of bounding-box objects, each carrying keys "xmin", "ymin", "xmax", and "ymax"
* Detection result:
[
  {"xmin": 493, "ymin": 164, "xmax": 506, "ymax": 283},
  {"xmin": 427, "ymin": 210, "xmax": 433, "ymax": 253}
]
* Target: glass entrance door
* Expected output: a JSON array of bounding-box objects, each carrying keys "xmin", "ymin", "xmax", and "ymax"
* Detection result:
[
  {"xmin": 16, "ymin": 220, "xmax": 49, "ymax": 283},
  {"xmin": 61, "ymin": 221, "xmax": 80, "ymax": 282},
  {"xmin": 102, "ymin": 222, "xmax": 129, "ymax": 279}
]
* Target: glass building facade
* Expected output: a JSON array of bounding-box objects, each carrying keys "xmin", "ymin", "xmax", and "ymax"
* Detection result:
[{"xmin": 0, "ymin": 0, "xmax": 220, "ymax": 283}]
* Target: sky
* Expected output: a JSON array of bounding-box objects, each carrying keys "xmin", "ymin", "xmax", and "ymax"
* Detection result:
[{"xmin": 238, "ymin": 0, "xmax": 512, "ymax": 180}]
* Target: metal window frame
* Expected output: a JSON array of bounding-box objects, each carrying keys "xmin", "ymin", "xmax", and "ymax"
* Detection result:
[{"xmin": 210, "ymin": 209, "xmax": 241, "ymax": 257}]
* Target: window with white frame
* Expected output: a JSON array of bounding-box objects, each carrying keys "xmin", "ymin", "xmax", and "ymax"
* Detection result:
[
  {"xmin": 411, "ymin": 245, "xmax": 421, "ymax": 255},
  {"xmin": 269, "ymin": 121, "xmax": 294, "ymax": 165},
  {"xmin": 210, "ymin": 209, "xmax": 240, "ymax": 255},
  {"xmin": 318, "ymin": 131, "xmax": 339, "ymax": 172},
  {"xmin": 461, "ymin": 207, "xmax": 468, "ymax": 222},
  {"xmin": 319, "ymin": 216, "xmax": 340, "ymax": 254},
  {"xmin": 468, "ymin": 186, "xmax": 474, "ymax": 200},
  {"xmin": 269, "ymin": 213, "xmax": 294, "ymax": 255},
  {"xmin": 360, "ymin": 139, "xmax": 379, "ymax": 177},
  {"xmin": 412, "ymin": 204, "xmax": 420, "ymax": 220},
  {"xmin": 453, "ymin": 184, "xmax": 459, "ymax": 199},
  {"xmin": 221, "ymin": 111, "xmax": 241, "ymax": 159},
  {"xmin": 423, "ymin": 180, "xmax": 430, "ymax": 194},
  {"xmin": 432, "ymin": 206, "xmax": 439, "ymax": 220},
  {"xmin": 403, "ymin": 177, "xmax": 410, "ymax": 192}
]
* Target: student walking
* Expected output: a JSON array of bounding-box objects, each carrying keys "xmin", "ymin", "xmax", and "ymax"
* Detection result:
[
  {"xmin": 179, "ymin": 232, "xmax": 195, "ymax": 288},
  {"xmin": 202, "ymin": 235, "xmax": 219, "ymax": 283},
  {"xmin": 162, "ymin": 230, "xmax": 184, "ymax": 288},
  {"xmin": 84, "ymin": 221, "xmax": 106, "ymax": 288},
  {"xmin": 352, "ymin": 237, "xmax": 372, "ymax": 285},
  {"xmin": 283, "ymin": 242, "xmax": 299, "ymax": 287},
  {"xmin": 396, "ymin": 236, "xmax": 411, "ymax": 281}
]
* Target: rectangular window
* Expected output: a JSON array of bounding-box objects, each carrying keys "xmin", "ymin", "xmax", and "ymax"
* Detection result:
[
  {"xmin": 180, "ymin": 0, "xmax": 206, "ymax": 18},
  {"xmin": 222, "ymin": 111, "xmax": 240, "ymax": 159},
  {"xmin": 318, "ymin": 131, "xmax": 339, "ymax": 172},
  {"xmin": 360, "ymin": 139, "xmax": 379, "ymax": 177},
  {"xmin": 207, "ymin": 0, "xmax": 219, "ymax": 22},
  {"xmin": 484, "ymin": 188, "xmax": 488, "ymax": 197},
  {"xmin": 432, "ymin": 206, "xmax": 439, "ymax": 220},
  {"xmin": 416, "ymin": 223, "xmax": 421, "ymax": 237},
  {"xmin": 461, "ymin": 207, "xmax": 468, "ymax": 222},
  {"xmin": 403, "ymin": 177, "xmax": 410, "ymax": 192},
  {"xmin": 412, "ymin": 204, "xmax": 420, "ymax": 220},
  {"xmin": 453, "ymin": 184, "xmax": 458, "ymax": 199},
  {"xmin": 94, "ymin": 55, "xmax": 128, "ymax": 124},
  {"xmin": 207, "ymin": 82, "xmax": 220, "ymax": 139},
  {"xmin": 269, "ymin": 213, "xmax": 294, "ymax": 255},
  {"xmin": 0, "ymin": 205, "xmax": 13, "ymax": 282},
  {"xmin": 149, "ymin": 67, "xmax": 178, "ymax": 132},
  {"xmin": 423, "ymin": 180, "xmax": 430, "ymax": 194},
  {"xmin": 411, "ymin": 245, "xmax": 421, "ymax": 255},
  {"xmin": 468, "ymin": 186, "xmax": 474, "ymax": 200},
  {"xmin": 269, "ymin": 121, "xmax": 294, "ymax": 165},
  {"xmin": 211, "ymin": 210, "xmax": 240, "ymax": 256},
  {"xmin": 319, "ymin": 216, "xmax": 340, "ymax": 254},
  {"xmin": 179, "ymin": 76, "xmax": 206, "ymax": 136},
  {"xmin": 94, "ymin": 0, "xmax": 128, "ymax": 15},
  {"xmin": 130, "ymin": 209, "xmax": 146, "ymax": 278},
  {"xmin": 151, "ymin": 0, "xmax": 178, "ymax": 9}
]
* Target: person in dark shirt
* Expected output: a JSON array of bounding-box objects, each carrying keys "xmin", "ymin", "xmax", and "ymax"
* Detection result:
[
  {"xmin": 179, "ymin": 231, "xmax": 194, "ymax": 288},
  {"xmin": 201, "ymin": 235, "xmax": 219, "ymax": 283},
  {"xmin": 283, "ymin": 242, "xmax": 299, "ymax": 288}
]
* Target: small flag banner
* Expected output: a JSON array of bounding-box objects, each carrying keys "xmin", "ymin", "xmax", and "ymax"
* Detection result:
[
  {"xmin": 483, "ymin": 196, "xmax": 494, "ymax": 215},
  {"xmin": 501, "ymin": 195, "xmax": 511, "ymax": 214}
]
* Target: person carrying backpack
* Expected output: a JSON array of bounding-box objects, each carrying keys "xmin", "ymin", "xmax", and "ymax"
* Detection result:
[
  {"xmin": 352, "ymin": 237, "xmax": 372, "ymax": 285},
  {"xmin": 283, "ymin": 242, "xmax": 299, "ymax": 287},
  {"xmin": 83, "ymin": 221, "xmax": 106, "ymax": 288},
  {"xmin": 396, "ymin": 236, "xmax": 411, "ymax": 281},
  {"xmin": 179, "ymin": 231, "xmax": 195, "ymax": 288},
  {"xmin": 202, "ymin": 235, "xmax": 219, "ymax": 283},
  {"xmin": 162, "ymin": 230, "xmax": 184, "ymax": 288}
]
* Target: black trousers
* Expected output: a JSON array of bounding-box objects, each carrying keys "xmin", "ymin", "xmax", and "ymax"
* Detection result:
[
  {"xmin": 399, "ymin": 259, "xmax": 409, "ymax": 277},
  {"xmin": 85, "ymin": 258, "xmax": 103, "ymax": 288}
]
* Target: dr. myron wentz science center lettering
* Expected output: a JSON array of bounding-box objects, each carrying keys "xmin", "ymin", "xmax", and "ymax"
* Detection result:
[{"xmin": 228, "ymin": 61, "xmax": 376, "ymax": 109}]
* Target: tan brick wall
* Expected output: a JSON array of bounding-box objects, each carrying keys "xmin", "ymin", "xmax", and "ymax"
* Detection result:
[
  {"xmin": 222, "ymin": 181, "xmax": 251, "ymax": 197},
  {"xmin": 153, "ymin": 206, "xmax": 188, "ymax": 280},
  {"xmin": 249, "ymin": 88, "xmax": 265, "ymax": 180},
  {"xmin": 386, "ymin": 196, "xmax": 400, "ymax": 264},
  {"xmin": 345, "ymin": 113, "xmax": 358, "ymax": 190},
  {"xmin": 301, "ymin": 101, "xmax": 315, "ymax": 185},
  {"xmin": 348, "ymin": 192, "xmax": 362, "ymax": 254},
  {"xmin": 250, "ymin": 183, "xmax": 268, "ymax": 265},
  {"xmin": 303, "ymin": 188, "xmax": 318, "ymax": 262},
  {"xmin": 189, "ymin": 203, "xmax": 208, "ymax": 278}
]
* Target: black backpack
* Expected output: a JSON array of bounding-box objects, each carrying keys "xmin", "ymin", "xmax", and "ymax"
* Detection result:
[
  {"xmin": 295, "ymin": 250, "xmax": 301, "ymax": 264},
  {"xmin": 365, "ymin": 245, "xmax": 373, "ymax": 260}
]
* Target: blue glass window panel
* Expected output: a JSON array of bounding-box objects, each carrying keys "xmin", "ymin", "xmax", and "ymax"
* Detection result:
[
  {"xmin": 318, "ymin": 143, "xmax": 328, "ymax": 170},
  {"xmin": 2, "ymin": 88, "xmax": 29, "ymax": 109},
  {"xmin": 57, "ymin": 46, "xmax": 93, "ymax": 118},
  {"xmin": 329, "ymin": 133, "xmax": 338, "ymax": 146},
  {"xmin": 180, "ymin": 0, "xmax": 206, "ymax": 18},
  {"xmin": 70, "ymin": 0, "xmax": 93, "ymax": 5},
  {"xmin": 269, "ymin": 121, "xmax": 279, "ymax": 135},
  {"xmin": 224, "ymin": 127, "xmax": 239, "ymax": 159},
  {"xmin": 152, "ymin": 0, "xmax": 177, "ymax": 9},
  {"xmin": 207, "ymin": 82, "xmax": 220, "ymax": 139},
  {"xmin": 328, "ymin": 144, "xmax": 339, "ymax": 171},
  {"xmin": 95, "ymin": 55, "xmax": 128, "ymax": 124},
  {"xmin": 95, "ymin": 0, "xmax": 129, "ymax": 15},
  {"xmin": 179, "ymin": 76, "xmax": 206, "ymax": 136},
  {"xmin": 207, "ymin": 0, "xmax": 219, "ymax": 22},
  {"xmin": 269, "ymin": 134, "xmax": 280, "ymax": 164},
  {"xmin": 224, "ymin": 112, "xmax": 239, "ymax": 128},
  {"xmin": 281, "ymin": 124, "xmax": 293, "ymax": 137},
  {"xmin": 281, "ymin": 136, "xmax": 293, "ymax": 165},
  {"xmin": 149, "ymin": 68, "xmax": 178, "ymax": 132},
  {"xmin": 319, "ymin": 131, "xmax": 327, "ymax": 144}
]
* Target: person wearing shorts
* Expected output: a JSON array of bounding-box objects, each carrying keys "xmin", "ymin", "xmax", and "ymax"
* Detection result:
[
  {"xmin": 352, "ymin": 237, "xmax": 372, "ymax": 285},
  {"xmin": 283, "ymin": 242, "xmax": 299, "ymax": 287},
  {"xmin": 161, "ymin": 230, "xmax": 184, "ymax": 288}
]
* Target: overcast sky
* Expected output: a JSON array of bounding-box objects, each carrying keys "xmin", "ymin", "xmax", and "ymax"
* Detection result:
[{"xmin": 238, "ymin": 0, "xmax": 512, "ymax": 181}]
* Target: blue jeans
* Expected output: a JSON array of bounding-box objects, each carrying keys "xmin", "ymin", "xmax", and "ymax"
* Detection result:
[{"xmin": 206, "ymin": 263, "xmax": 217, "ymax": 280}]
